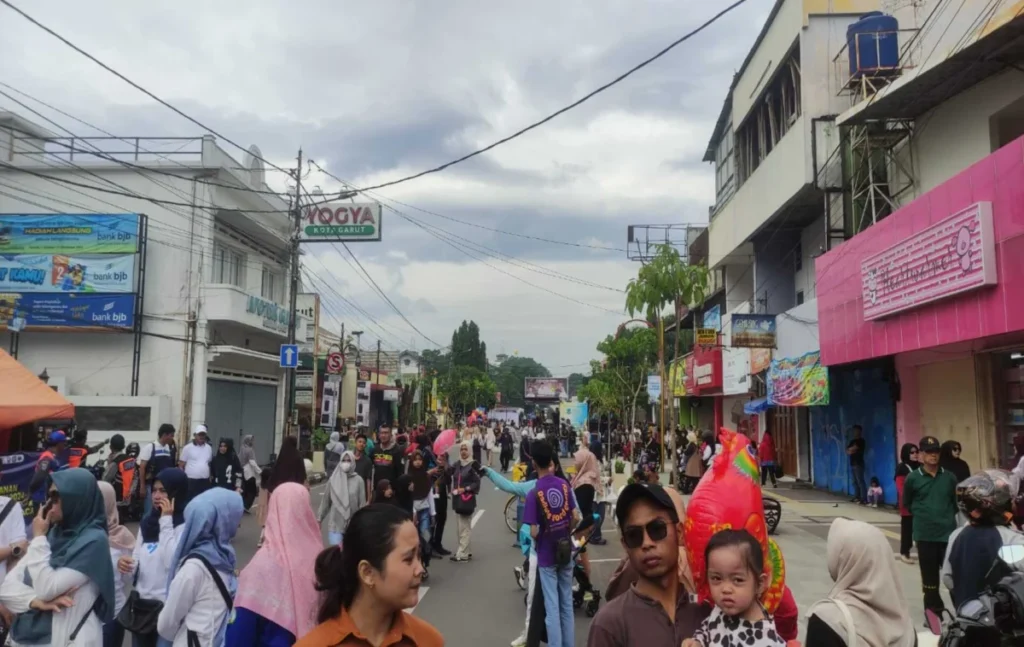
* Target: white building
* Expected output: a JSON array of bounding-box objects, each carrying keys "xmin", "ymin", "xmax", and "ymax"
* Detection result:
[{"xmin": 0, "ymin": 112, "xmax": 305, "ymax": 460}]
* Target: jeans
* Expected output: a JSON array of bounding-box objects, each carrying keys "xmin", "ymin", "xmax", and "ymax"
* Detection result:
[
  {"xmin": 538, "ymin": 564, "xmax": 574, "ymax": 647},
  {"xmin": 102, "ymin": 620, "xmax": 125, "ymax": 647},
  {"xmin": 851, "ymin": 464, "xmax": 867, "ymax": 502},
  {"xmin": 131, "ymin": 632, "xmax": 158, "ymax": 647},
  {"xmin": 415, "ymin": 509, "xmax": 432, "ymax": 566},
  {"xmin": 593, "ymin": 501, "xmax": 607, "ymax": 542}
]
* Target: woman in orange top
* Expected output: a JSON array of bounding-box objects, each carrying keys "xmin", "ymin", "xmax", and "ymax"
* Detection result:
[{"xmin": 295, "ymin": 504, "xmax": 444, "ymax": 647}]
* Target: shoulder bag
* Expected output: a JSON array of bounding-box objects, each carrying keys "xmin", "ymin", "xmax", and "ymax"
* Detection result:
[
  {"xmin": 117, "ymin": 560, "xmax": 164, "ymax": 634},
  {"xmin": 186, "ymin": 555, "xmax": 234, "ymax": 647},
  {"xmin": 451, "ymin": 469, "xmax": 477, "ymax": 516}
]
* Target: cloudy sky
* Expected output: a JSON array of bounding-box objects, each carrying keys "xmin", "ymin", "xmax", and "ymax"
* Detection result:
[{"xmin": 0, "ymin": 0, "xmax": 775, "ymax": 372}]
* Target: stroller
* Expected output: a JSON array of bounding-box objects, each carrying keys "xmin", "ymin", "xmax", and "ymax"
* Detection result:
[{"xmin": 516, "ymin": 513, "xmax": 602, "ymax": 618}]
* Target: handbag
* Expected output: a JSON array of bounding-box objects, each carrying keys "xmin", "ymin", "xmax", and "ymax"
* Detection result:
[
  {"xmin": 117, "ymin": 561, "xmax": 163, "ymax": 634},
  {"xmin": 451, "ymin": 470, "xmax": 477, "ymax": 516}
]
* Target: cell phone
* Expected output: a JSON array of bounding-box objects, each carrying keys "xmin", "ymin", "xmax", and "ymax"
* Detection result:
[{"xmin": 41, "ymin": 500, "xmax": 53, "ymax": 518}]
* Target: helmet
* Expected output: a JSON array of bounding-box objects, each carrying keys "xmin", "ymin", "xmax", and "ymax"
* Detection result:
[
  {"xmin": 957, "ymin": 469, "xmax": 1018, "ymax": 524},
  {"xmin": 126, "ymin": 442, "xmax": 141, "ymax": 457},
  {"xmin": 47, "ymin": 430, "xmax": 67, "ymax": 445}
]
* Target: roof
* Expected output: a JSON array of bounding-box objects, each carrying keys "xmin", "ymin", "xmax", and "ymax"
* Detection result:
[{"xmin": 0, "ymin": 351, "xmax": 75, "ymax": 430}]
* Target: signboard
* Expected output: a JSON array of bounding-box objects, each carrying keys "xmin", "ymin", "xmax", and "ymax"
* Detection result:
[
  {"xmin": 668, "ymin": 358, "xmax": 687, "ymax": 397},
  {"xmin": 295, "ymin": 373, "xmax": 314, "ymax": 389},
  {"xmin": 684, "ymin": 354, "xmax": 696, "ymax": 394},
  {"xmin": 0, "ymin": 451, "xmax": 42, "ymax": 520},
  {"xmin": 703, "ymin": 304, "xmax": 722, "ymax": 331},
  {"xmin": 495, "ymin": 392, "xmax": 502, "ymax": 404},
  {"xmin": 0, "ymin": 214, "xmax": 140, "ymax": 254},
  {"xmin": 0, "ymin": 293, "xmax": 135, "ymax": 329},
  {"xmin": 524, "ymin": 377, "xmax": 568, "ymax": 400},
  {"xmin": 0, "ymin": 254, "xmax": 136, "ymax": 293},
  {"xmin": 862, "ymin": 201, "xmax": 997, "ymax": 321},
  {"xmin": 294, "ymin": 390, "xmax": 313, "ymax": 406},
  {"xmin": 279, "ymin": 344, "xmax": 299, "ymax": 368},
  {"xmin": 246, "ymin": 296, "xmax": 289, "ymax": 334},
  {"xmin": 692, "ymin": 346, "xmax": 723, "ymax": 393},
  {"xmin": 300, "ymin": 203, "xmax": 382, "ymax": 243},
  {"xmin": 326, "ymin": 352, "xmax": 344, "ymax": 375},
  {"xmin": 382, "ymin": 388, "xmax": 400, "ymax": 402},
  {"xmin": 696, "ymin": 328, "xmax": 718, "ymax": 346},
  {"xmin": 750, "ymin": 348, "xmax": 772, "ymax": 374},
  {"xmin": 731, "ymin": 314, "xmax": 777, "ymax": 348},
  {"xmin": 647, "ymin": 375, "xmax": 662, "ymax": 400},
  {"xmin": 723, "ymin": 348, "xmax": 751, "ymax": 395},
  {"xmin": 559, "ymin": 400, "xmax": 589, "ymax": 429},
  {"xmin": 767, "ymin": 351, "xmax": 830, "ymax": 406}
]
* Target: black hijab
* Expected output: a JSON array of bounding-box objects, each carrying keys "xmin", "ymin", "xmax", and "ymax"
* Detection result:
[
  {"xmin": 940, "ymin": 441, "xmax": 971, "ymax": 483},
  {"xmin": 267, "ymin": 436, "xmax": 306, "ymax": 492},
  {"xmin": 894, "ymin": 443, "xmax": 920, "ymax": 479},
  {"xmin": 407, "ymin": 451, "xmax": 432, "ymax": 500},
  {"xmin": 140, "ymin": 467, "xmax": 187, "ymax": 543},
  {"xmin": 393, "ymin": 474, "xmax": 414, "ymax": 513}
]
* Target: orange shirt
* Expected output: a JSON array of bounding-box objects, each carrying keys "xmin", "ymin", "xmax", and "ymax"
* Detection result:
[{"xmin": 295, "ymin": 608, "xmax": 443, "ymax": 647}]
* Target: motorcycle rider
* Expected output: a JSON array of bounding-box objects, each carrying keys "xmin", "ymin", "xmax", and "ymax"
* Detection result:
[{"xmin": 942, "ymin": 469, "xmax": 1024, "ymax": 609}]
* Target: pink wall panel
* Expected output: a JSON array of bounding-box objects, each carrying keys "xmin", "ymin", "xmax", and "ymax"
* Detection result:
[{"xmin": 816, "ymin": 136, "xmax": 1024, "ymax": 366}]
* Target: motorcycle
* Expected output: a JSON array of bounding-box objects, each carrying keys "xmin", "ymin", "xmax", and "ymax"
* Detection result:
[{"xmin": 927, "ymin": 544, "xmax": 1024, "ymax": 646}]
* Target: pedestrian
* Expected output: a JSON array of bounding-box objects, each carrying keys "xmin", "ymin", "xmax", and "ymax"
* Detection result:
[
  {"xmin": 846, "ymin": 424, "xmax": 867, "ymax": 504},
  {"xmin": 371, "ymin": 426, "xmax": 405, "ymax": 492},
  {"xmin": 294, "ymin": 504, "xmax": 442, "ymax": 647},
  {"xmin": 903, "ymin": 435, "xmax": 958, "ymax": 619},
  {"xmin": 98, "ymin": 482, "xmax": 135, "ymax": 647},
  {"xmin": 28, "ymin": 431, "xmax": 68, "ymax": 527},
  {"xmin": 157, "ymin": 488, "xmax": 243, "ymax": 647},
  {"xmin": 318, "ymin": 450, "xmax": 367, "ymax": 547},
  {"xmin": 1, "ymin": 468, "xmax": 116, "ymax": 647},
  {"xmin": 120, "ymin": 467, "xmax": 188, "ymax": 647},
  {"xmin": 571, "ymin": 433, "xmax": 600, "ymax": 577},
  {"xmin": 267, "ymin": 436, "xmax": 307, "ymax": 493},
  {"xmin": 237, "ymin": 435, "xmax": 260, "ymax": 512},
  {"xmin": 374, "ymin": 479, "xmax": 396, "ymax": 504},
  {"xmin": 323, "ymin": 432, "xmax": 343, "ymax": 478},
  {"xmin": 0, "ymin": 482, "xmax": 27, "ymax": 638},
  {"xmin": 450, "ymin": 440, "xmax": 480, "ymax": 563},
  {"xmin": 592, "ymin": 471, "xmax": 613, "ymax": 546},
  {"xmin": 210, "ymin": 437, "xmax": 244, "ymax": 494},
  {"xmin": 430, "ymin": 452, "xmax": 453, "ymax": 557},
  {"xmin": 472, "ymin": 428, "xmax": 484, "ymax": 464},
  {"xmin": 519, "ymin": 428, "xmax": 532, "ymax": 464},
  {"xmin": 588, "ymin": 482, "xmax": 710, "ymax": 645},
  {"xmin": 485, "ymin": 426, "xmax": 496, "ymax": 468},
  {"xmin": 499, "ymin": 426, "xmax": 515, "ymax": 473},
  {"xmin": 940, "ymin": 441, "xmax": 971, "ymax": 484},
  {"xmin": 178, "ymin": 426, "xmax": 213, "ymax": 504},
  {"xmin": 758, "ymin": 430, "xmax": 778, "ymax": 487},
  {"xmin": 894, "ymin": 443, "xmax": 920, "ymax": 564},
  {"xmin": 137, "ymin": 424, "xmax": 177, "ymax": 519},
  {"xmin": 407, "ymin": 451, "xmax": 435, "ymax": 577},
  {"xmin": 228, "ymin": 483, "xmax": 321, "ymax": 646},
  {"xmin": 805, "ymin": 518, "xmax": 916, "ymax": 647},
  {"xmin": 352, "ymin": 433, "xmax": 374, "ymax": 503}
]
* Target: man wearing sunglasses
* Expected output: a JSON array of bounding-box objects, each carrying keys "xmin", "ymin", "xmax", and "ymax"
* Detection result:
[{"xmin": 587, "ymin": 483, "xmax": 709, "ymax": 646}]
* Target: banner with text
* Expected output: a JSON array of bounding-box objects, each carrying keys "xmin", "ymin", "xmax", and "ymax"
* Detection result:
[
  {"xmin": 0, "ymin": 254, "xmax": 136, "ymax": 293},
  {"xmin": 0, "ymin": 452, "xmax": 42, "ymax": 520},
  {"xmin": 767, "ymin": 351, "xmax": 830, "ymax": 407},
  {"xmin": 0, "ymin": 293, "xmax": 136, "ymax": 330},
  {"xmin": 300, "ymin": 203, "xmax": 382, "ymax": 243},
  {"xmin": 0, "ymin": 214, "xmax": 139, "ymax": 254}
]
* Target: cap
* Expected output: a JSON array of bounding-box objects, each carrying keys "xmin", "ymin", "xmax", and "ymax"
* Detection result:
[
  {"xmin": 193, "ymin": 424, "xmax": 208, "ymax": 436},
  {"xmin": 47, "ymin": 430, "xmax": 67, "ymax": 444},
  {"xmin": 919, "ymin": 436, "xmax": 941, "ymax": 452},
  {"xmin": 615, "ymin": 482, "xmax": 679, "ymax": 528}
]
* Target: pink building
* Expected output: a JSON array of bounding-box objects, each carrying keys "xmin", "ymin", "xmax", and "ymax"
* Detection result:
[{"xmin": 815, "ymin": 135, "xmax": 1024, "ymax": 471}]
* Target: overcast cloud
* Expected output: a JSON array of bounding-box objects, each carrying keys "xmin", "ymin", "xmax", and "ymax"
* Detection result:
[{"xmin": 0, "ymin": 0, "xmax": 774, "ymax": 370}]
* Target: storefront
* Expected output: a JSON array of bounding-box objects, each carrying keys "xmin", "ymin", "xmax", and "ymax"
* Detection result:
[
  {"xmin": 816, "ymin": 136, "xmax": 1024, "ymax": 476},
  {"xmin": 684, "ymin": 346, "xmax": 724, "ymax": 432}
]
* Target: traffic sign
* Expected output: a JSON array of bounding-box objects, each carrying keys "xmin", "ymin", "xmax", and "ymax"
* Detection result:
[
  {"xmin": 326, "ymin": 352, "xmax": 344, "ymax": 374},
  {"xmin": 279, "ymin": 344, "xmax": 299, "ymax": 368}
]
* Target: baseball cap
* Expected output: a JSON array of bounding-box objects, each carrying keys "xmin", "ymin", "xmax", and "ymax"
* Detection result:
[
  {"xmin": 193, "ymin": 424, "xmax": 208, "ymax": 436},
  {"xmin": 615, "ymin": 482, "xmax": 679, "ymax": 528},
  {"xmin": 47, "ymin": 430, "xmax": 67, "ymax": 444},
  {"xmin": 919, "ymin": 436, "xmax": 941, "ymax": 453}
]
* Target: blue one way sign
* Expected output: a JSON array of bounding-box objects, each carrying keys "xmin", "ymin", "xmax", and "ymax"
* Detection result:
[{"xmin": 279, "ymin": 344, "xmax": 299, "ymax": 368}]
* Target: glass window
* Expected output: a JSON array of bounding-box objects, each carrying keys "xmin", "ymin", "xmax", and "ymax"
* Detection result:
[
  {"xmin": 262, "ymin": 267, "xmax": 282, "ymax": 302},
  {"xmin": 214, "ymin": 243, "xmax": 244, "ymax": 287}
]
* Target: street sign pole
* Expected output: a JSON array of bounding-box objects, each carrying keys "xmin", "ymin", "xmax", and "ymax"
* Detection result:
[{"xmin": 285, "ymin": 149, "xmax": 303, "ymax": 435}]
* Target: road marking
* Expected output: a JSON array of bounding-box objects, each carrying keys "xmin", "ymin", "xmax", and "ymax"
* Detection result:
[
  {"xmin": 407, "ymin": 586, "xmax": 429, "ymax": 614},
  {"xmin": 471, "ymin": 509, "xmax": 485, "ymax": 528}
]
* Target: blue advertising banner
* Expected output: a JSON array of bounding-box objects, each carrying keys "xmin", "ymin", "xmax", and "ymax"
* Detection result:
[
  {"xmin": 0, "ymin": 452, "xmax": 42, "ymax": 520},
  {"xmin": 0, "ymin": 293, "xmax": 135, "ymax": 329},
  {"xmin": 0, "ymin": 254, "xmax": 136, "ymax": 293},
  {"xmin": 0, "ymin": 214, "xmax": 139, "ymax": 254},
  {"xmin": 703, "ymin": 304, "xmax": 722, "ymax": 331}
]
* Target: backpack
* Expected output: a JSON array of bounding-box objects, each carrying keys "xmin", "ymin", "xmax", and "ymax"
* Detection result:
[{"xmin": 536, "ymin": 481, "xmax": 573, "ymax": 567}]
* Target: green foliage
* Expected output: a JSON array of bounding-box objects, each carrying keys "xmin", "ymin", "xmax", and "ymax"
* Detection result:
[
  {"xmin": 567, "ymin": 372, "xmax": 589, "ymax": 398},
  {"xmin": 311, "ymin": 427, "xmax": 329, "ymax": 451},
  {"xmin": 450, "ymin": 320, "xmax": 487, "ymax": 371},
  {"xmin": 624, "ymin": 244, "xmax": 710, "ymax": 322},
  {"xmin": 578, "ymin": 327, "xmax": 657, "ymax": 422},
  {"xmin": 614, "ymin": 458, "xmax": 626, "ymax": 474},
  {"xmin": 489, "ymin": 356, "xmax": 551, "ymax": 408},
  {"xmin": 440, "ymin": 364, "xmax": 497, "ymax": 415}
]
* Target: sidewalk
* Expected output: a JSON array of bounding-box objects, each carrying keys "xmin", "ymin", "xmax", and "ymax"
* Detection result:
[{"xmin": 765, "ymin": 481, "xmax": 909, "ymax": 548}]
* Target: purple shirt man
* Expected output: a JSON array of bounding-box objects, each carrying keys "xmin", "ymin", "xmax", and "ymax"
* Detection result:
[{"xmin": 523, "ymin": 473, "xmax": 576, "ymax": 567}]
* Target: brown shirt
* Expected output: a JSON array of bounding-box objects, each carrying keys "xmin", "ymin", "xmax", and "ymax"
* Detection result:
[
  {"xmin": 586, "ymin": 585, "xmax": 710, "ymax": 647},
  {"xmin": 294, "ymin": 608, "xmax": 444, "ymax": 647}
]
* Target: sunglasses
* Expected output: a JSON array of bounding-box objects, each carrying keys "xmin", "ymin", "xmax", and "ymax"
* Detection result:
[{"xmin": 622, "ymin": 518, "xmax": 670, "ymax": 549}]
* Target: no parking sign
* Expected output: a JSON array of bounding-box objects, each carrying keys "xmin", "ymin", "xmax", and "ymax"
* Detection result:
[{"xmin": 326, "ymin": 352, "xmax": 344, "ymax": 374}]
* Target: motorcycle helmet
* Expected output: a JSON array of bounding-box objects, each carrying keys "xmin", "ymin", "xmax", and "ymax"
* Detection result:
[
  {"xmin": 957, "ymin": 469, "xmax": 1019, "ymax": 525},
  {"xmin": 126, "ymin": 442, "xmax": 141, "ymax": 457}
]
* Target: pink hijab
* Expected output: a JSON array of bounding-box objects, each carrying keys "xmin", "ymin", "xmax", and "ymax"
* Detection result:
[{"xmin": 234, "ymin": 482, "xmax": 321, "ymax": 637}]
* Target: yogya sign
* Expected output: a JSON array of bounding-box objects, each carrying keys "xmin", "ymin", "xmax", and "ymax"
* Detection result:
[
  {"xmin": 301, "ymin": 203, "xmax": 382, "ymax": 243},
  {"xmin": 861, "ymin": 202, "xmax": 997, "ymax": 321}
]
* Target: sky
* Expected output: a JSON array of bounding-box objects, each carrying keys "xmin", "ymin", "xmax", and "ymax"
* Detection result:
[{"xmin": 0, "ymin": 0, "xmax": 776, "ymax": 373}]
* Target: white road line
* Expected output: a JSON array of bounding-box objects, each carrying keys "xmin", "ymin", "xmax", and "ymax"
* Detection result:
[
  {"xmin": 470, "ymin": 509, "xmax": 485, "ymax": 528},
  {"xmin": 407, "ymin": 586, "xmax": 429, "ymax": 614}
]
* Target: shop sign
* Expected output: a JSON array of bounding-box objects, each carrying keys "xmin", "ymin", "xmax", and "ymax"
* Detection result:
[
  {"xmin": 0, "ymin": 292, "xmax": 135, "ymax": 330},
  {"xmin": 767, "ymin": 351, "xmax": 830, "ymax": 406},
  {"xmin": 0, "ymin": 451, "xmax": 42, "ymax": 520},
  {"xmin": 731, "ymin": 314, "xmax": 776, "ymax": 348},
  {"xmin": 294, "ymin": 390, "xmax": 313, "ymax": 406},
  {"xmin": 0, "ymin": 254, "xmax": 136, "ymax": 293},
  {"xmin": 696, "ymin": 328, "xmax": 718, "ymax": 346},
  {"xmin": 0, "ymin": 214, "xmax": 139, "ymax": 254},
  {"xmin": 684, "ymin": 354, "xmax": 696, "ymax": 393},
  {"xmin": 722, "ymin": 348, "xmax": 751, "ymax": 395},
  {"xmin": 358, "ymin": 369, "xmax": 371, "ymax": 381},
  {"xmin": 301, "ymin": 203, "xmax": 382, "ymax": 243},
  {"xmin": 246, "ymin": 295, "xmax": 289, "ymax": 333},
  {"xmin": 668, "ymin": 358, "xmax": 687, "ymax": 397},
  {"xmin": 383, "ymin": 388, "xmax": 400, "ymax": 402},
  {"xmin": 295, "ymin": 373, "xmax": 314, "ymax": 389},
  {"xmin": 647, "ymin": 375, "xmax": 662, "ymax": 400},
  {"xmin": 750, "ymin": 348, "xmax": 772, "ymax": 374},
  {"xmin": 692, "ymin": 346, "xmax": 723, "ymax": 392},
  {"xmin": 703, "ymin": 304, "xmax": 722, "ymax": 331},
  {"xmin": 862, "ymin": 201, "xmax": 997, "ymax": 321}
]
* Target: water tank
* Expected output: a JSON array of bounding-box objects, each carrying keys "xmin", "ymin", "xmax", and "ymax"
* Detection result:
[{"xmin": 847, "ymin": 12, "xmax": 900, "ymax": 79}]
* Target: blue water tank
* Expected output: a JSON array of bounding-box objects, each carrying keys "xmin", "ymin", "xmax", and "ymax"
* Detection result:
[{"xmin": 847, "ymin": 12, "xmax": 900, "ymax": 79}]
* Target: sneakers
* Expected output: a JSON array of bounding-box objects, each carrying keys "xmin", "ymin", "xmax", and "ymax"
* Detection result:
[
  {"xmin": 511, "ymin": 634, "xmax": 527, "ymax": 647},
  {"xmin": 514, "ymin": 566, "xmax": 526, "ymax": 589},
  {"xmin": 433, "ymin": 545, "xmax": 452, "ymax": 556},
  {"xmin": 895, "ymin": 553, "xmax": 917, "ymax": 564},
  {"xmin": 450, "ymin": 555, "xmax": 470, "ymax": 562}
]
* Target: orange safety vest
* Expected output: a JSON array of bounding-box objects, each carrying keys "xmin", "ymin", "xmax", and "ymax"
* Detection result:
[
  {"xmin": 116, "ymin": 456, "xmax": 137, "ymax": 501},
  {"xmin": 66, "ymin": 446, "xmax": 88, "ymax": 469}
]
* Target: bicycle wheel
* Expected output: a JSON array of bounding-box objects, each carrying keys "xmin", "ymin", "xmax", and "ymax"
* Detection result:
[{"xmin": 504, "ymin": 495, "xmax": 519, "ymax": 533}]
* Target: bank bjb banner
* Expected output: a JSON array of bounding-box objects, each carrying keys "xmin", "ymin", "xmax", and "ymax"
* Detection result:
[
  {"xmin": 0, "ymin": 452, "xmax": 42, "ymax": 520},
  {"xmin": 0, "ymin": 254, "xmax": 136, "ymax": 293},
  {"xmin": 767, "ymin": 351, "xmax": 829, "ymax": 407}
]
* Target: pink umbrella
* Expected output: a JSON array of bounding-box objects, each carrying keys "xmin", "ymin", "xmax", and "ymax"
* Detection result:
[{"xmin": 433, "ymin": 428, "xmax": 457, "ymax": 456}]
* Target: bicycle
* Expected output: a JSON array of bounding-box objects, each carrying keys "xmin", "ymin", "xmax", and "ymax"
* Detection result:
[{"xmin": 504, "ymin": 494, "xmax": 520, "ymax": 533}]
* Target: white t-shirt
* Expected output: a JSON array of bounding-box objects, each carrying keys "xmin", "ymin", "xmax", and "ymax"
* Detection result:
[
  {"xmin": 157, "ymin": 558, "xmax": 233, "ymax": 647},
  {"xmin": 179, "ymin": 443, "xmax": 212, "ymax": 480},
  {"xmin": 110, "ymin": 545, "xmax": 133, "ymax": 615},
  {"xmin": 0, "ymin": 496, "xmax": 26, "ymax": 581},
  {"xmin": 132, "ymin": 516, "xmax": 186, "ymax": 601},
  {"xmin": 139, "ymin": 441, "xmax": 173, "ymax": 463}
]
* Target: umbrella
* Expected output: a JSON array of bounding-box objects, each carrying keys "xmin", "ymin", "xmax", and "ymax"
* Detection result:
[{"xmin": 433, "ymin": 429, "xmax": 457, "ymax": 456}]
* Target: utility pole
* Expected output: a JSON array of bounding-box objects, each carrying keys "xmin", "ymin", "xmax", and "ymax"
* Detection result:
[
  {"xmin": 285, "ymin": 148, "xmax": 304, "ymax": 435},
  {"xmin": 376, "ymin": 339, "xmax": 382, "ymax": 379}
]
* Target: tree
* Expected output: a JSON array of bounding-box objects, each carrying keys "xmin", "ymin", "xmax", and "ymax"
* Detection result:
[
  {"xmin": 567, "ymin": 372, "xmax": 589, "ymax": 399},
  {"xmin": 579, "ymin": 327, "xmax": 657, "ymax": 430},
  {"xmin": 451, "ymin": 320, "xmax": 487, "ymax": 371},
  {"xmin": 489, "ymin": 356, "xmax": 551, "ymax": 408},
  {"xmin": 440, "ymin": 365, "xmax": 497, "ymax": 415}
]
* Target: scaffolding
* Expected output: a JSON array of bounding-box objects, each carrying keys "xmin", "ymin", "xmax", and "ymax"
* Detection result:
[{"xmin": 625, "ymin": 223, "xmax": 703, "ymax": 263}]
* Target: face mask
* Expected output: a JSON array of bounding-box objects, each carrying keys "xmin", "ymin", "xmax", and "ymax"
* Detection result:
[{"xmin": 340, "ymin": 462, "xmax": 354, "ymax": 473}]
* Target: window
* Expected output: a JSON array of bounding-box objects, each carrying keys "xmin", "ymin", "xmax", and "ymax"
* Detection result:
[
  {"xmin": 794, "ymin": 240, "xmax": 803, "ymax": 272},
  {"xmin": 715, "ymin": 127, "xmax": 735, "ymax": 202},
  {"xmin": 214, "ymin": 243, "xmax": 244, "ymax": 287},
  {"xmin": 262, "ymin": 266, "xmax": 282, "ymax": 303},
  {"xmin": 796, "ymin": 290, "xmax": 805, "ymax": 306}
]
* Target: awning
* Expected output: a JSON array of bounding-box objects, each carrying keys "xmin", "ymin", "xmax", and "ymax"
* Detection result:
[
  {"xmin": 744, "ymin": 397, "xmax": 771, "ymax": 415},
  {"xmin": 0, "ymin": 350, "xmax": 75, "ymax": 430}
]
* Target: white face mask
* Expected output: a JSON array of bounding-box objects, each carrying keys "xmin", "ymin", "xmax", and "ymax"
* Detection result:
[{"xmin": 340, "ymin": 462, "xmax": 354, "ymax": 473}]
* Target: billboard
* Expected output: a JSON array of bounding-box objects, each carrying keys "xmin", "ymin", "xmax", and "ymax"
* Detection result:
[
  {"xmin": 731, "ymin": 314, "xmax": 777, "ymax": 348},
  {"xmin": 524, "ymin": 377, "xmax": 568, "ymax": 401},
  {"xmin": 0, "ymin": 214, "xmax": 140, "ymax": 253},
  {"xmin": 0, "ymin": 254, "xmax": 136, "ymax": 293},
  {"xmin": 768, "ymin": 351, "xmax": 830, "ymax": 406},
  {"xmin": 0, "ymin": 293, "xmax": 135, "ymax": 330},
  {"xmin": 300, "ymin": 203, "xmax": 382, "ymax": 243}
]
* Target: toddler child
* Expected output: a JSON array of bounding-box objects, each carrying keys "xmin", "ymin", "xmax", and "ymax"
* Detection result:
[{"xmin": 867, "ymin": 476, "xmax": 884, "ymax": 507}]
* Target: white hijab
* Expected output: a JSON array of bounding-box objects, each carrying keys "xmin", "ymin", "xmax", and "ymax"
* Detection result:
[
  {"xmin": 328, "ymin": 450, "xmax": 358, "ymax": 518},
  {"xmin": 808, "ymin": 518, "xmax": 916, "ymax": 647}
]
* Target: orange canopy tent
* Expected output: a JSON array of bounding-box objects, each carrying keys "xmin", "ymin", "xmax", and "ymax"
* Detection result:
[{"xmin": 0, "ymin": 350, "xmax": 75, "ymax": 431}]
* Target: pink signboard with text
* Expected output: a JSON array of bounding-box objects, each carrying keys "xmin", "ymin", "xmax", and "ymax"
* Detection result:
[{"xmin": 816, "ymin": 135, "xmax": 1024, "ymax": 367}]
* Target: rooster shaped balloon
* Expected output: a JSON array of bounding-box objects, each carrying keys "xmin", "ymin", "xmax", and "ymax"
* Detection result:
[{"xmin": 683, "ymin": 428, "xmax": 786, "ymax": 612}]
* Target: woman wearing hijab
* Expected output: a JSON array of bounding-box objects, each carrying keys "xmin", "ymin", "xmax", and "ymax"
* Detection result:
[
  {"xmin": 267, "ymin": 437, "xmax": 307, "ymax": 493},
  {"xmin": 450, "ymin": 440, "xmax": 481, "ymax": 563},
  {"xmin": 121, "ymin": 468, "xmax": 188, "ymax": 647},
  {"xmin": 940, "ymin": 441, "xmax": 971, "ymax": 484},
  {"xmin": 238, "ymin": 436, "xmax": 260, "ymax": 512},
  {"xmin": 98, "ymin": 482, "xmax": 136, "ymax": 647},
  {"xmin": 406, "ymin": 451, "xmax": 435, "ymax": 575},
  {"xmin": 228, "ymin": 483, "xmax": 320, "ymax": 647},
  {"xmin": 373, "ymin": 479, "xmax": 396, "ymax": 505},
  {"xmin": 471, "ymin": 429, "xmax": 483, "ymax": 464},
  {"xmin": 211, "ymin": 438, "xmax": 244, "ymax": 493},
  {"xmin": 895, "ymin": 443, "xmax": 920, "ymax": 564},
  {"xmin": 323, "ymin": 432, "xmax": 343, "ymax": 478},
  {"xmin": 157, "ymin": 488, "xmax": 243, "ymax": 647},
  {"xmin": 806, "ymin": 518, "xmax": 916, "ymax": 647},
  {"xmin": 1, "ymin": 468, "xmax": 117, "ymax": 647},
  {"xmin": 317, "ymin": 451, "xmax": 366, "ymax": 547}
]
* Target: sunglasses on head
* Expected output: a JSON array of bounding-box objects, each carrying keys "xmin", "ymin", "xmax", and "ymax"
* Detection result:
[{"xmin": 622, "ymin": 518, "xmax": 670, "ymax": 549}]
